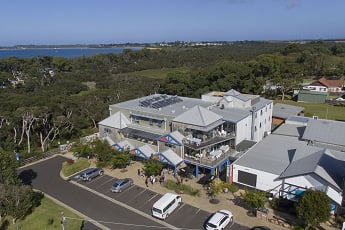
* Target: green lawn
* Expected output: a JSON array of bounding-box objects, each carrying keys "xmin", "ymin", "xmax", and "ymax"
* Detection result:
[
  {"xmin": 274, "ymin": 100, "xmax": 345, "ymax": 121},
  {"xmin": 122, "ymin": 67, "xmax": 190, "ymax": 79},
  {"xmin": 61, "ymin": 157, "xmax": 90, "ymax": 177},
  {"xmin": 2, "ymin": 197, "xmax": 84, "ymax": 230}
]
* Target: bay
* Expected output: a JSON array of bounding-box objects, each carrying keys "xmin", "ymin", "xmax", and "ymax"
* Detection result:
[{"xmin": 0, "ymin": 47, "xmax": 141, "ymax": 59}]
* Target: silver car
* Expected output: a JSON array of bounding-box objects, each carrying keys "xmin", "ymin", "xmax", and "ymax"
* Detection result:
[
  {"xmin": 80, "ymin": 168, "xmax": 104, "ymax": 181},
  {"xmin": 111, "ymin": 178, "xmax": 133, "ymax": 193}
]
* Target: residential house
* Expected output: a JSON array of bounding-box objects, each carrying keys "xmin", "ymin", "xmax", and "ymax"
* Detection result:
[{"xmin": 303, "ymin": 77, "xmax": 344, "ymax": 92}]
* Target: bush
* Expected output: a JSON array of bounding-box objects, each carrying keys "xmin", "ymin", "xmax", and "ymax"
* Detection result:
[
  {"xmin": 66, "ymin": 159, "xmax": 74, "ymax": 165},
  {"xmin": 163, "ymin": 179, "xmax": 200, "ymax": 197},
  {"xmin": 222, "ymin": 183, "xmax": 239, "ymax": 193}
]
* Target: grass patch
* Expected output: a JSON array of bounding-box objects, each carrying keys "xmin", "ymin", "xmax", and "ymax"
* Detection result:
[
  {"xmin": 2, "ymin": 196, "xmax": 84, "ymax": 230},
  {"xmin": 163, "ymin": 179, "xmax": 201, "ymax": 197},
  {"xmin": 124, "ymin": 67, "xmax": 190, "ymax": 79},
  {"xmin": 274, "ymin": 100, "xmax": 345, "ymax": 121},
  {"xmin": 61, "ymin": 157, "xmax": 90, "ymax": 177}
]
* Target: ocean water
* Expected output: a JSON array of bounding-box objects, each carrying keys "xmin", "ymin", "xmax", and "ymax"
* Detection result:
[{"xmin": 0, "ymin": 47, "xmax": 140, "ymax": 59}]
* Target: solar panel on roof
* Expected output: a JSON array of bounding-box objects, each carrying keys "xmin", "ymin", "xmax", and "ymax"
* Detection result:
[{"xmin": 138, "ymin": 94, "xmax": 183, "ymax": 109}]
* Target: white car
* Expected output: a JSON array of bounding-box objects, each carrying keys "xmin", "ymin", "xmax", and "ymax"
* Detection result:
[
  {"xmin": 205, "ymin": 209, "xmax": 233, "ymax": 230},
  {"xmin": 335, "ymin": 97, "xmax": 345, "ymax": 101}
]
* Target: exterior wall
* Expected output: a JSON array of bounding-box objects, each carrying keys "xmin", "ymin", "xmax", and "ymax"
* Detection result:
[
  {"xmin": 298, "ymin": 91, "xmax": 328, "ymax": 103},
  {"xmin": 232, "ymin": 164, "xmax": 281, "ymax": 193},
  {"xmin": 235, "ymin": 116, "xmax": 252, "ymax": 145},
  {"xmin": 251, "ymin": 102, "xmax": 273, "ymax": 142}
]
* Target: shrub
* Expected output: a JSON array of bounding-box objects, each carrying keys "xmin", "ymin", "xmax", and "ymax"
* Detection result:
[{"xmin": 163, "ymin": 179, "xmax": 201, "ymax": 197}]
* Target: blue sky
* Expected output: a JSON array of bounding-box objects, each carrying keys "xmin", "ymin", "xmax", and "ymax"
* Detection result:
[{"xmin": 1, "ymin": 0, "xmax": 344, "ymax": 46}]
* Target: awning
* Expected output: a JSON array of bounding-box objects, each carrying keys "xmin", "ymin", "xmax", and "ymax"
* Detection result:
[
  {"xmin": 121, "ymin": 127, "xmax": 161, "ymax": 140},
  {"xmin": 186, "ymin": 120, "xmax": 224, "ymax": 132}
]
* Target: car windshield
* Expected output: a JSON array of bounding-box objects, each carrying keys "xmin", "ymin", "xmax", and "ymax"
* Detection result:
[
  {"xmin": 113, "ymin": 183, "xmax": 119, "ymax": 187},
  {"xmin": 152, "ymin": 207, "xmax": 162, "ymax": 214},
  {"xmin": 206, "ymin": 222, "xmax": 217, "ymax": 228}
]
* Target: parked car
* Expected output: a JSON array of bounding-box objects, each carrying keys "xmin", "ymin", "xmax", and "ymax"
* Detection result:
[
  {"xmin": 80, "ymin": 168, "xmax": 104, "ymax": 181},
  {"xmin": 335, "ymin": 97, "xmax": 345, "ymax": 101},
  {"xmin": 205, "ymin": 209, "xmax": 233, "ymax": 230},
  {"xmin": 111, "ymin": 178, "xmax": 133, "ymax": 192}
]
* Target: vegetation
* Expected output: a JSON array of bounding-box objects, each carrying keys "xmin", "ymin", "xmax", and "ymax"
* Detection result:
[
  {"xmin": 61, "ymin": 158, "xmax": 90, "ymax": 177},
  {"xmin": 241, "ymin": 189, "xmax": 267, "ymax": 209},
  {"xmin": 1, "ymin": 42, "xmax": 345, "ymax": 155},
  {"xmin": 1, "ymin": 197, "xmax": 84, "ymax": 230},
  {"xmin": 274, "ymin": 100, "xmax": 345, "ymax": 121},
  {"xmin": 296, "ymin": 190, "xmax": 331, "ymax": 229},
  {"xmin": 143, "ymin": 159, "xmax": 163, "ymax": 176},
  {"xmin": 163, "ymin": 179, "xmax": 200, "ymax": 197}
]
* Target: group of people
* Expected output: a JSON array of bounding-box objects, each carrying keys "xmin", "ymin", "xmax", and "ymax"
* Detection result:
[{"xmin": 142, "ymin": 171, "xmax": 166, "ymax": 187}]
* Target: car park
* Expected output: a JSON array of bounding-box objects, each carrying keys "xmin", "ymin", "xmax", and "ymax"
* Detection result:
[
  {"xmin": 111, "ymin": 178, "xmax": 133, "ymax": 192},
  {"xmin": 205, "ymin": 209, "xmax": 233, "ymax": 230},
  {"xmin": 80, "ymin": 168, "xmax": 104, "ymax": 181}
]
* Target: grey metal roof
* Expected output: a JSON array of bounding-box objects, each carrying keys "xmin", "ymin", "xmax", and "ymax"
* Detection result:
[
  {"xmin": 159, "ymin": 149, "xmax": 183, "ymax": 166},
  {"xmin": 302, "ymin": 118, "xmax": 345, "ymax": 147},
  {"xmin": 109, "ymin": 94, "xmax": 271, "ymax": 125},
  {"xmin": 169, "ymin": 130, "xmax": 185, "ymax": 144},
  {"xmin": 273, "ymin": 123, "xmax": 306, "ymax": 138},
  {"xmin": 137, "ymin": 144, "xmax": 156, "ymax": 158},
  {"xmin": 273, "ymin": 103, "xmax": 304, "ymax": 119},
  {"xmin": 223, "ymin": 89, "xmax": 251, "ymax": 102},
  {"xmin": 285, "ymin": 116, "xmax": 310, "ymax": 125},
  {"xmin": 234, "ymin": 134, "xmax": 311, "ymax": 175},
  {"xmin": 110, "ymin": 94, "xmax": 213, "ymax": 119},
  {"xmin": 278, "ymin": 148, "xmax": 345, "ymax": 191},
  {"xmin": 98, "ymin": 111, "xmax": 130, "ymax": 129},
  {"xmin": 172, "ymin": 105, "xmax": 223, "ymax": 126}
]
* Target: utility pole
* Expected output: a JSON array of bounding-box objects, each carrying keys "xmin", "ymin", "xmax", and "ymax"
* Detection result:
[{"xmin": 61, "ymin": 212, "xmax": 66, "ymax": 230}]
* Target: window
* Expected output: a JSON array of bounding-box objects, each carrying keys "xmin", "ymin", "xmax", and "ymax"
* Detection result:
[
  {"xmin": 255, "ymin": 126, "xmax": 257, "ymax": 132},
  {"xmin": 260, "ymin": 110, "xmax": 263, "ymax": 116},
  {"xmin": 259, "ymin": 122, "xmax": 262, "ymax": 128},
  {"xmin": 104, "ymin": 128, "xmax": 112, "ymax": 133},
  {"xmin": 163, "ymin": 200, "xmax": 175, "ymax": 213}
]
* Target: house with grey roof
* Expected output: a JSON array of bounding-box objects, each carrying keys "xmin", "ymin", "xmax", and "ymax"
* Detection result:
[
  {"xmin": 98, "ymin": 89, "xmax": 272, "ymax": 178},
  {"xmin": 231, "ymin": 117, "xmax": 345, "ymax": 209}
]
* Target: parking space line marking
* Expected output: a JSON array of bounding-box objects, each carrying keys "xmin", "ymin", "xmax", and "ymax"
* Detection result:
[
  {"xmin": 95, "ymin": 177, "xmax": 114, "ymax": 190},
  {"xmin": 148, "ymin": 193, "xmax": 158, "ymax": 202}
]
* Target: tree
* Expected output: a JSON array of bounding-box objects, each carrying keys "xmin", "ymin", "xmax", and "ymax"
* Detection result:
[
  {"xmin": 143, "ymin": 159, "xmax": 162, "ymax": 176},
  {"xmin": 296, "ymin": 189, "xmax": 331, "ymax": 229},
  {"xmin": 92, "ymin": 139, "xmax": 113, "ymax": 163},
  {"xmin": 0, "ymin": 151, "xmax": 19, "ymax": 185},
  {"xmin": 0, "ymin": 184, "xmax": 34, "ymax": 224},
  {"xmin": 242, "ymin": 189, "xmax": 267, "ymax": 209},
  {"xmin": 209, "ymin": 178, "xmax": 224, "ymax": 202},
  {"xmin": 111, "ymin": 152, "xmax": 130, "ymax": 169}
]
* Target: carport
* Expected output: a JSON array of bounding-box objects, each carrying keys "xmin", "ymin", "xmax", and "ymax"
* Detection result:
[
  {"xmin": 129, "ymin": 144, "xmax": 156, "ymax": 159},
  {"xmin": 156, "ymin": 149, "xmax": 184, "ymax": 177}
]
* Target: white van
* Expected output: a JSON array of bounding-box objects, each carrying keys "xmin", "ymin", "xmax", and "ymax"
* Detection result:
[{"xmin": 152, "ymin": 193, "xmax": 182, "ymax": 220}]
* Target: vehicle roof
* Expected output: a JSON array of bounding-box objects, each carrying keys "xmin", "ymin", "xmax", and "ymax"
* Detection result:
[
  {"xmin": 113, "ymin": 178, "xmax": 131, "ymax": 184},
  {"xmin": 208, "ymin": 210, "xmax": 232, "ymax": 225},
  {"xmin": 153, "ymin": 193, "xmax": 180, "ymax": 208}
]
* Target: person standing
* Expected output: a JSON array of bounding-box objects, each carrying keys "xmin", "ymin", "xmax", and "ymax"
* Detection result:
[
  {"xmin": 137, "ymin": 169, "xmax": 140, "ymax": 176},
  {"xmin": 145, "ymin": 177, "xmax": 149, "ymax": 187}
]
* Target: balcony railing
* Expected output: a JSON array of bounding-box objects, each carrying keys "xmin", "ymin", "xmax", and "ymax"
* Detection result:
[
  {"xmin": 183, "ymin": 149, "xmax": 236, "ymax": 168},
  {"xmin": 183, "ymin": 133, "xmax": 235, "ymax": 150}
]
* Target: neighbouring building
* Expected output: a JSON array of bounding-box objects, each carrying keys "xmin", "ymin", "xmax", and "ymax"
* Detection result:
[
  {"xmin": 232, "ymin": 116, "xmax": 345, "ymax": 211},
  {"xmin": 297, "ymin": 89, "xmax": 328, "ymax": 103},
  {"xmin": 98, "ymin": 89, "xmax": 273, "ymax": 178},
  {"xmin": 272, "ymin": 103, "xmax": 304, "ymax": 130},
  {"xmin": 303, "ymin": 77, "xmax": 344, "ymax": 93}
]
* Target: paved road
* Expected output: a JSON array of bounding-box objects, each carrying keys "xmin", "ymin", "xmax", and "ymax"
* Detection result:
[
  {"xmin": 19, "ymin": 156, "xmax": 165, "ymax": 230},
  {"xmin": 19, "ymin": 156, "xmax": 249, "ymax": 230}
]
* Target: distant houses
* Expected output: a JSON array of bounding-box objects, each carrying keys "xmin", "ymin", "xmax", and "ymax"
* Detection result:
[{"xmin": 303, "ymin": 77, "xmax": 344, "ymax": 93}]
